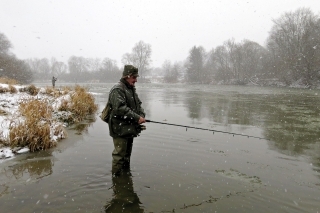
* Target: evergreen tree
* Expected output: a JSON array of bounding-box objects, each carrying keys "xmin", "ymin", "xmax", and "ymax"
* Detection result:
[{"xmin": 186, "ymin": 46, "xmax": 205, "ymax": 83}]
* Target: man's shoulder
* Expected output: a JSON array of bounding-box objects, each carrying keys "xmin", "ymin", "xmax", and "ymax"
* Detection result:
[
  {"xmin": 110, "ymin": 81, "xmax": 126, "ymax": 93},
  {"xmin": 115, "ymin": 81, "xmax": 126, "ymax": 89}
]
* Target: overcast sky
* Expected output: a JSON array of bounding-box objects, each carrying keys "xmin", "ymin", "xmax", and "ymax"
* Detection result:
[{"xmin": 1, "ymin": 0, "xmax": 320, "ymax": 68}]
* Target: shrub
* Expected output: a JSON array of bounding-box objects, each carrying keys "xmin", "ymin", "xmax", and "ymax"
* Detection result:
[
  {"xmin": 9, "ymin": 121, "xmax": 52, "ymax": 152},
  {"xmin": 6, "ymin": 85, "xmax": 96, "ymax": 151},
  {"xmin": 61, "ymin": 86, "xmax": 72, "ymax": 94},
  {"xmin": 8, "ymin": 85, "xmax": 17, "ymax": 93},
  {"xmin": 42, "ymin": 86, "xmax": 73, "ymax": 98},
  {"xmin": 58, "ymin": 99, "xmax": 69, "ymax": 111},
  {"xmin": 0, "ymin": 86, "xmax": 8, "ymax": 93},
  {"xmin": 9, "ymin": 98, "xmax": 59, "ymax": 152},
  {"xmin": 45, "ymin": 86, "xmax": 54, "ymax": 95},
  {"xmin": 58, "ymin": 85, "xmax": 98, "ymax": 123},
  {"xmin": 19, "ymin": 98, "xmax": 52, "ymax": 121},
  {"xmin": 71, "ymin": 85, "xmax": 98, "ymax": 120},
  {"xmin": 26, "ymin": 84, "xmax": 39, "ymax": 96},
  {"xmin": 0, "ymin": 129, "xmax": 8, "ymax": 147},
  {"xmin": 19, "ymin": 84, "xmax": 39, "ymax": 96}
]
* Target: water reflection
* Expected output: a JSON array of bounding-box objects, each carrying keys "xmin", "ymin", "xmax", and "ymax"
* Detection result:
[
  {"xmin": 185, "ymin": 91, "xmax": 203, "ymax": 120},
  {"xmin": 104, "ymin": 169, "xmax": 144, "ymax": 212},
  {"xmin": 0, "ymin": 118, "xmax": 95, "ymax": 200},
  {"xmin": 0, "ymin": 152, "xmax": 54, "ymax": 205},
  {"xmin": 180, "ymin": 88, "xmax": 320, "ymax": 158},
  {"xmin": 69, "ymin": 117, "xmax": 95, "ymax": 135},
  {"xmin": 1, "ymin": 151, "xmax": 54, "ymax": 183}
]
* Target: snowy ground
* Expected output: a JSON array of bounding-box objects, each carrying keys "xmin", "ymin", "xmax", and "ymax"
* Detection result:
[{"xmin": 0, "ymin": 83, "xmax": 72, "ymax": 162}]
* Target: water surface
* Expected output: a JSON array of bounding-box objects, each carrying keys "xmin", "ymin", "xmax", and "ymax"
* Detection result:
[{"xmin": 0, "ymin": 83, "xmax": 319, "ymax": 212}]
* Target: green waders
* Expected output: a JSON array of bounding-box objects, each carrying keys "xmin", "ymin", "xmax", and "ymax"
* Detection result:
[{"xmin": 112, "ymin": 137, "xmax": 133, "ymax": 174}]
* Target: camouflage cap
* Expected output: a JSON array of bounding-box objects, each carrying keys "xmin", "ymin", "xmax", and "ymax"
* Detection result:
[{"xmin": 122, "ymin": 65, "xmax": 139, "ymax": 77}]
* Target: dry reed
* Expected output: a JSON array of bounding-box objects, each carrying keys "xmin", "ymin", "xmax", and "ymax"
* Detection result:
[
  {"xmin": 4, "ymin": 84, "xmax": 96, "ymax": 152},
  {"xmin": 0, "ymin": 86, "xmax": 8, "ymax": 93},
  {"xmin": 19, "ymin": 84, "xmax": 39, "ymax": 96},
  {"xmin": 0, "ymin": 77, "xmax": 19, "ymax": 85},
  {"xmin": 0, "ymin": 85, "xmax": 17, "ymax": 93},
  {"xmin": 9, "ymin": 98, "xmax": 57, "ymax": 152},
  {"xmin": 8, "ymin": 85, "xmax": 17, "ymax": 93},
  {"xmin": 58, "ymin": 85, "xmax": 98, "ymax": 123}
]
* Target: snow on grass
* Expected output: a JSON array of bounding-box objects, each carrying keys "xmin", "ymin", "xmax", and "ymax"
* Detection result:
[{"xmin": 0, "ymin": 83, "xmax": 94, "ymax": 162}]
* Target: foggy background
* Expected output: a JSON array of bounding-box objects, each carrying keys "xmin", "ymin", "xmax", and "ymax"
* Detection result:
[{"xmin": 0, "ymin": 0, "xmax": 320, "ymax": 86}]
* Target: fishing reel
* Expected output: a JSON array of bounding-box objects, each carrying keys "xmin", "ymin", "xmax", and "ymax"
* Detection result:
[{"xmin": 137, "ymin": 125, "xmax": 146, "ymax": 131}]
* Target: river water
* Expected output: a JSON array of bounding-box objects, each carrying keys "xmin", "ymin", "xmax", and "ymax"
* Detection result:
[{"xmin": 0, "ymin": 83, "xmax": 319, "ymax": 213}]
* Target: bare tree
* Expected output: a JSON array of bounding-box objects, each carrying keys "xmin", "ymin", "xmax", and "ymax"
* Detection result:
[
  {"xmin": 51, "ymin": 58, "xmax": 68, "ymax": 76},
  {"xmin": 224, "ymin": 38, "xmax": 239, "ymax": 79},
  {"xmin": 87, "ymin": 58, "xmax": 101, "ymax": 72},
  {"xmin": 121, "ymin": 53, "xmax": 134, "ymax": 65},
  {"xmin": 0, "ymin": 32, "xmax": 12, "ymax": 55},
  {"xmin": 0, "ymin": 33, "xmax": 34, "ymax": 83},
  {"xmin": 236, "ymin": 40, "xmax": 267, "ymax": 84},
  {"xmin": 162, "ymin": 60, "xmax": 181, "ymax": 83},
  {"xmin": 39, "ymin": 58, "xmax": 51, "ymax": 78},
  {"xmin": 25, "ymin": 58, "xmax": 42, "ymax": 73},
  {"xmin": 102, "ymin": 57, "xmax": 118, "ymax": 72},
  {"xmin": 162, "ymin": 60, "xmax": 172, "ymax": 82},
  {"xmin": 121, "ymin": 40, "xmax": 152, "ymax": 78},
  {"xmin": 267, "ymin": 7, "xmax": 320, "ymax": 86},
  {"xmin": 68, "ymin": 56, "xmax": 88, "ymax": 82}
]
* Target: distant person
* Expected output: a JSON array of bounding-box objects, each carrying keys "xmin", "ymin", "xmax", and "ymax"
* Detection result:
[
  {"xmin": 52, "ymin": 76, "xmax": 57, "ymax": 88},
  {"xmin": 106, "ymin": 65, "xmax": 146, "ymax": 176}
]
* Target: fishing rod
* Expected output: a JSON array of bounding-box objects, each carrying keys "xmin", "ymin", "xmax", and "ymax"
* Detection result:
[{"xmin": 145, "ymin": 119, "xmax": 268, "ymax": 140}]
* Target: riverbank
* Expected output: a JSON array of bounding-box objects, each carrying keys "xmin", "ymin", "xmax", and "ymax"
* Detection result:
[{"xmin": 0, "ymin": 83, "xmax": 98, "ymax": 161}]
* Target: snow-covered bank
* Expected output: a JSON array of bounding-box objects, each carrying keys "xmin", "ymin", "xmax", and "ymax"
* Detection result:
[{"xmin": 0, "ymin": 83, "xmax": 96, "ymax": 162}]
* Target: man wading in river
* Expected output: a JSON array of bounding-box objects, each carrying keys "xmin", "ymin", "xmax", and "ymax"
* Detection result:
[{"xmin": 107, "ymin": 65, "xmax": 146, "ymax": 176}]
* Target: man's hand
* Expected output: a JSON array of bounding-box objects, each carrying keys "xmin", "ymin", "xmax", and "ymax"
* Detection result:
[{"xmin": 138, "ymin": 116, "xmax": 146, "ymax": 124}]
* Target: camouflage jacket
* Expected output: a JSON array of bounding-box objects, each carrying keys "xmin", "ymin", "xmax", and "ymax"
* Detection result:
[{"xmin": 107, "ymin": 78, "xmax": 145, "ymax": 138}]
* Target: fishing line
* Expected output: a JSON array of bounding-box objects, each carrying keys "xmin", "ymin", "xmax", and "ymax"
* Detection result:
[{"xmin": 145, "ymin": 120, "xmax": 268, "ymax": 141}]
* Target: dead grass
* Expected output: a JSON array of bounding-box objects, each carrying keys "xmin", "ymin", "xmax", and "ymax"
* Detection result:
[
  {"xmin": 9, "ymin": 98, "xmax": 55, "ymax": 151},
  {"xmin": 26, "ymin": 84, "xmax": 39, "ymax": 96},
  {"xmin": 3, "ymin": 84, "xmax": 96, "ymax": 152},
  {"xmin": 19, "ymin": 84, "xmax": 39, "ymax": 96},
  {"xmin": 42, "ymin": 86, "xmax": 72, "ymax": 98},
  {"xmin": 0, "ymin": 130, "xmax": 7, "ymax": 146},
  {"xmin": 58, "ymin": 85, "xmax": 98, "ymax": 123},
  {"xmin": 0, "ymin": 86, "xmax": 9, "ymax": 93},
  {"xmin": 0, "ymin": 84, "xmax": 18, "ymax": 94},
  {"xmin": 59, "ymin": 99, "xmax": 69, "ymax": 111},
  {"xmin": 0, "ymin": 77, "xmax": 19, "ymax": 85},
  {"xmin": 8, "ymin": 85, "xmax": 17, "ymax": 93},
  {"xmin": 19, "ymin": 98, "xmax": 52, "ymax": 121}
]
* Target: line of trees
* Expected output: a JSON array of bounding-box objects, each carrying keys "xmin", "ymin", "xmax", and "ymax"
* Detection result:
[
  {"xmin": 0, "ymin": 33, "xmax": 33, "ymax": 84},
  {"xmin": 0, "ymin": 36, "xmax": 153, "ymax": 83},
  {"xmin": 23, "ymin": 40, "xmax": 152, "ymax": 83},
  {"xmin": 180, "ymin": 8, "xmax": 320, "ymax": 87},
  {"xmin": 24, "ymin": 56, "xmax": 121, "ymax": 83},
  {"xmin": 1, "ymin": 7, "xmax": 319, "ymax": 86}
]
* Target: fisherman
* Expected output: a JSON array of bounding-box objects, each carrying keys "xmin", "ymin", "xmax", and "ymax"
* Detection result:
[
  {"xmin": 52, "ymin": 76, "xmax": 57, "ymax": 88},
  {"xmin": 107, "ymin": 65, "xmax": 146, "ymax": 176}
]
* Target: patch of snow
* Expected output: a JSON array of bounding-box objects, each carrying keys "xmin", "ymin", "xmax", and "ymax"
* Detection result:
[
  {"xmin": 0, "ymin": 148, "xmax": 14, "ymax": 159},
  {"xmin": 16, "ymin": 147, "xmax": 30, "ymax": 154},
  {"xmin": 0, "ymin": 84, "xmax": 71, "ymax": 163}
]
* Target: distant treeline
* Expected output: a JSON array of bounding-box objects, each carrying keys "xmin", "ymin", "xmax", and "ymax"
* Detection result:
[{"xmin": 0, "ymin": 7, "xmax": 319, "ymax": 87}]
